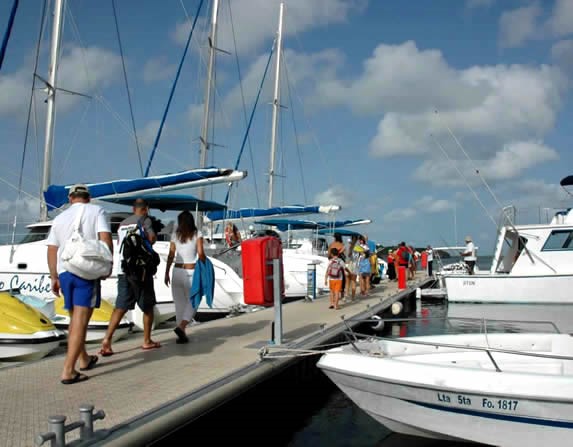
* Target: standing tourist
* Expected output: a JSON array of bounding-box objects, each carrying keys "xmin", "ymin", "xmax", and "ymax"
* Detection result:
[
  {"xmin": 164, "ymin": 211, "xmax": 206, "ymax": 344},
  {"xmin": 47, "ymin": 184, "xmax": 113, "ymax": 384},
  {"xmin": 426, "ymin": 245, "xmax": 434, "ymax": 276},
  {"xmin": 460, "ymin": 236, "xmax": 477, "ymax": 275},
  {"xmin": 100, "ymin": 198, "xmax": 161, "ymax": 356}
]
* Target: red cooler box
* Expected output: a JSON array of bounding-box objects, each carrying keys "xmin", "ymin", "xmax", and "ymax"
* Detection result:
[{"xmin": 241, "ymin": 236, "xmax": 284, "ymax": 306}]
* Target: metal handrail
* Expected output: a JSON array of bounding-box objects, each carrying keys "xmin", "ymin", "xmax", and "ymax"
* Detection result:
[{"xmin": 342, "ymin": 315, "xmax": 562, "ymax": 334}]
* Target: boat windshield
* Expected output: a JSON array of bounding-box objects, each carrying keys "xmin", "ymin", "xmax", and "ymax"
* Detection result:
[{"xmin": 18, "ymin": 226, "xmax": 50, "ymax": 244}]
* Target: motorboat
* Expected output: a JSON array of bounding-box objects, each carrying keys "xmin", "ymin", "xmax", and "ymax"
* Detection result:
[
  {"xmin": 317, "ymin": 330, "xmax": 573, "ymax": 446},
  {"xmin": 444, "ymin": 204, "xmax": 573, "ymax": 303},
  {"xmin": 0, "ymin": 291, "xmax": 65, "ymax": 362}
]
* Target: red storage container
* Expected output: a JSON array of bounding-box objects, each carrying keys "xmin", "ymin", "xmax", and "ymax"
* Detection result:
[{"xmin": 241, "ymin": 236, "xmax": 284, "ymax": 306}]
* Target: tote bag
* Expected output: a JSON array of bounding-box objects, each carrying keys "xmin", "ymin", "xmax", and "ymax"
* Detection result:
[{"xmin": 61, "ymin": 205, "xmax": 113, "ymax": 280}]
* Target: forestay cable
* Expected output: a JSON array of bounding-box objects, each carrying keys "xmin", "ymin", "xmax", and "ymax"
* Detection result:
[
  {"xmin": 145, "ymin": 0, "xmax": 205, "ymax": 177},
  {"xmin": 112, "ymin": 0, "xmax": 143, "ymax": 176}
]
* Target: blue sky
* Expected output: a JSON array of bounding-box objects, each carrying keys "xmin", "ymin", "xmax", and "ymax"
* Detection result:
[{"xmin": 1, "ymin": 0, "xmax": 572, "ymax": 252}]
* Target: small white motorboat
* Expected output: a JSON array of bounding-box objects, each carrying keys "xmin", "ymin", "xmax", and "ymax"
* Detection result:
[
  {"xmin": 0, "ymin": 291, "xmax": 66, "ymax": 361},
  {"xmin": 317, "ymin": 331, "xmax": 573, "ymax": 446}
]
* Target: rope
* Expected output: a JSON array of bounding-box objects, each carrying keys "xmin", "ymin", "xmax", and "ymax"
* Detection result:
[
  {"xmin": 19, "ymin": 0, "xmax": 47, "ymax": 208},
  {"xmin": 228, "ymin": 0, "xmax": 260, "ymax": 207},
  {"xmin": 111, "ymin": 0, "xmax": 143, "ymax": 176},
  {"xmin": 283, "ymin": 50, "xmax": 307, "ymax": 204},
  {"xmin": 0, "ymin": 0, "xmax": 19, "ymax": 71},
  {"xmin": 224, "ymin": 42, "xmax": 275, "ymax": 205},
  {"xmin": 144, "ymin": 0, "xmax": 205, "ymax": 177}
]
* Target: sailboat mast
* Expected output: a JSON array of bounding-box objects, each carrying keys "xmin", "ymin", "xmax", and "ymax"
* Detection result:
[
  {"xmin": 268, "ymin": 2, "xmax": 284, "ymax": 208},
  {"xmin": 198, "ymin": 0, "xmax": 219, "ymax": 195},
  {"xmin": 40, "ymin": 0, "xmax": 65, "ymax": 221}
]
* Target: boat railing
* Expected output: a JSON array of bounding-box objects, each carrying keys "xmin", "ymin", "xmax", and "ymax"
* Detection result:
[{"xmin": 340, "ymin": 316, "xmax": 570, "ymax": 372}]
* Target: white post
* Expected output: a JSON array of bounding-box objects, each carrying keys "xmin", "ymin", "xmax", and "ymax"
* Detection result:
[
  {"xmin": 273, "ymin": 258, "xmax": 282, "ymax": 344},
  {"xmin": 40, "ymin": 0, "xmax": 65, "ymax": 221},
  {"xmin": 268, "ymin": 2, "xmax": 284, "ymax": 208},
  {"xmin": 198, "ymin": 0, "xmax": 220, "ymax": 225}
]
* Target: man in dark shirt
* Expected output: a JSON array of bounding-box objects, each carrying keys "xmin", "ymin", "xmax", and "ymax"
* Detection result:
[{"xmin": 99, "ymin": 198, "xmax": 161, "ymax": 356}]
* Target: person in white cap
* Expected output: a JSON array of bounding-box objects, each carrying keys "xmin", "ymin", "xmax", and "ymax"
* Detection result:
[
  {"xmin": 460, "ymin": 235, "xmax": 477, "ymax": 275},
  {"xmin": 47, "ymin": 184, "xmax": 113, "ymax": 384}
]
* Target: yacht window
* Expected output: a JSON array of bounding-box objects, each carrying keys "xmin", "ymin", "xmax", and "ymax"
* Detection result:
[
  {"xmin": 18, "ymin": 226, "xmax": 50, "ymax": 243},
  {"xmin": 542, "ymin": 230, "xmax": 573, "ymax": 251}
]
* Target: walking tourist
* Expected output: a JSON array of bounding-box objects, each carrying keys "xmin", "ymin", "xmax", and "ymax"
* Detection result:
[{"xmin": 47, "ymin": 184, "xmax": 113, "ymax": 384}]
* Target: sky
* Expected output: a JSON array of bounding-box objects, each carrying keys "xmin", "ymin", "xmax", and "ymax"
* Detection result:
[{"xmin": 1, "ymin": 0, "xmax": 572, "ymax": 252}]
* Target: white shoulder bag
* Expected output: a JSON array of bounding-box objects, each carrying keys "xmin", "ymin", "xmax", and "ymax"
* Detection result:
[{"xmin": 61, "ymin": 204, "xmax": 113, "ymax": 280}]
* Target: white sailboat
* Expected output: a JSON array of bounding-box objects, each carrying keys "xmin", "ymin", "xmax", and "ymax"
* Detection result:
[{"xmin": 0, "ymin": 0, "xmax": 247, "ymax": 334}]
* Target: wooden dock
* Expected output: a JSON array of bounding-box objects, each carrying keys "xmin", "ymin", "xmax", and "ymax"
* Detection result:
[{"xmin": 0, "ymin": 274, "xmax": 429, "ymax": 446}]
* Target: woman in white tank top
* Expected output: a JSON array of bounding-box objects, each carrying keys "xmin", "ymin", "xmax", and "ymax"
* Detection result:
[{"xmin": 164, "ymin": 211, "xmax": 205, "ymax": 343}]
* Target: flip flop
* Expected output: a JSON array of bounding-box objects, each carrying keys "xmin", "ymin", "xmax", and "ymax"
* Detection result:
[
  {"xmin": 173, "ymin": 327, "xmax": 189, "ymax": 343},
  {"xmin": 141, "ymin": 342, "xmax": 161, "ymax": 351},
  {"xmin": 79, "ymin": 355, "xmax": 98, "ymax": 371},
  {"xmin": 61, "ymin": 372, "xmax": 89, "ymax": 385},
  {"xmin": 98, "ymin": 348, "xmax": 114, "ymax": 357}
]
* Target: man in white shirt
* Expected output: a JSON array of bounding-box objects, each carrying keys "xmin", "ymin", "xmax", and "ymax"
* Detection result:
[
  {"xmin": 99, "ymin": 198, "xmax": 160, "ymax": 356},
  {"xmin": 426, "ymin": 245, "xmax": 434, "ymax": 276},
  {"xmin": 47, "ymin": 184, "xmax": 112, "ymax": 384},
  {"xmin": 460, "ymin": 235, "xmax": 477, "ymax": 275}
]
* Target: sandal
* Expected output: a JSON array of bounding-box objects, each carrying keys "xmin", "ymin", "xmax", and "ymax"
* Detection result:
[
  {"xmin": 79, "ymin": 355, "xmax": 98, "ymax": 371},
  {"xmin": 98, "ymin": 348, "xmax": 114, "ymax": 357},
  {"xmin": 61, "ymin": 372, "xmax": 89, "ymax": 385},
  {"xmin": 141, "ymin": 341, "xmax": 161, "ymax": 350},
  {"xmin": 173, "ymin": 327, "xmax": 189, "ymax": 344}
]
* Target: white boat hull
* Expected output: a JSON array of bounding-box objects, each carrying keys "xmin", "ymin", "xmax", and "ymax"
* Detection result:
[
  {"xmin": 444, "ymin": 274, "xmax": 573, "ymax": 303},
  {"xmin": 0, "ymin": 330, "xmax": 65, "ymax": 361},
  {"xmin": 318, "ymin": 334, "xmax": 573, "ymax": 446},
  {"xmin": 0, "ymin": 239, "xmax": 247, "ymax": 331}
]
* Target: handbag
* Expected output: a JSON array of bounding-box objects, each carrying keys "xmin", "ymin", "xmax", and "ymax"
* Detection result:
[{"xmin": 61, "ymin": 204, "xmax": 113, "ymax": 280}]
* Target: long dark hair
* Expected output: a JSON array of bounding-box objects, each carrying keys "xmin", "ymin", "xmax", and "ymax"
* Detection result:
[{"xmin": 176, "ymin": 211, "xmax": 197, "ymax": 242}]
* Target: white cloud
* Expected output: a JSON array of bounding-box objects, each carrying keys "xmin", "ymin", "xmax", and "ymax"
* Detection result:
[
  {"xmin": 0, "ymin": 197, "xmax": 41, "ymax": 222},
  {"xmin": 139, "ymin": 119, "xmax": 175, "ymax": 147},
  {"xmin": 414, "ymin": 196, "xmax": 454, "ymax": 213},
  {"xmin": 383, "ymin": 207, "xmax": 417, "ymax": 222},
  {"xmin": 314, "ymin": 185, "xmax": 353, "ymax": 208},
  {"xmin": 172, "ymin": 0, "xmax": 366, "ymax": 55},
  {"xmin": 143, "ymin": 57, "xmax": 176, "ymax": 82},
  {"xmin": 551, "ymin": 39, "xmax": 573, "ymax": 74},
  {"xmin": 547, "ymin": 0, "xmax": 573, "ymax": 37},
  {"xmin": 223, "ymin": 48, "xmax": 343, "ymax": 116},
  {"xmin": 414, "ymin": 141, "xmax": 559, "ymax": 187},
  {"xmin": 334, "ymin": 42, "xmax": 569, "ymax": 158},
  {"xmin": 0, "ymin": 46, "xmax": 121, "ymax": 118},
  {"xmin": 497, "ymin": 179, "xmax": 571, "ymax": 223},
  {"xmin": 499, "ymin": 4, "xmax": 542, "ymax": 48}
]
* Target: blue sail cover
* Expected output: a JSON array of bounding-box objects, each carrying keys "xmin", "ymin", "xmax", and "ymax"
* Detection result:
[
  {"xmin": 205, "ymin": 204, "xmax": 340, "ymax": 222},
  {"xmin": 255, "ymin": 218, "xmax": 371, "ymax": 232},
  {"xmin": 100, "ymin": 193, "xmax": 226, "ymax": 212},
  {"xmin": 44, "ymin": 167, "xmax": 245, "ymax": 211}
]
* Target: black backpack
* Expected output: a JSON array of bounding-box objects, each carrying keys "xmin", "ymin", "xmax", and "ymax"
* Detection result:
[{"xmin": 120, "ymin": 224, "xmax": 160, "ymax": 281}]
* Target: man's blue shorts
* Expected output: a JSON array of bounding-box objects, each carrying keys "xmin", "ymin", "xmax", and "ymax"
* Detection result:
[{"xmin": 59, "ymin": 271, "xmax": 101, "ymax": 310}]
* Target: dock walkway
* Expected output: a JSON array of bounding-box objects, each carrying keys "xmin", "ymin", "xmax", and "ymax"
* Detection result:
[{"xmin": 0, "ymin": 274, "xmax": 428, "ymax": 446}]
